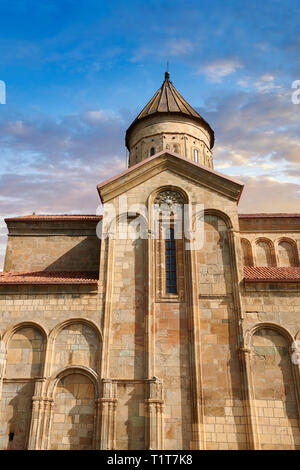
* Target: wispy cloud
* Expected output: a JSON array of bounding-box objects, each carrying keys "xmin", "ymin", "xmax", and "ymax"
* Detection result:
[
  {"xmin": 0, "ymin": 107, "xmax": 129, "ymax": 269},
  {"xmin": 198, "ymin": 59, "xmax": 243, "ymax": 83}
]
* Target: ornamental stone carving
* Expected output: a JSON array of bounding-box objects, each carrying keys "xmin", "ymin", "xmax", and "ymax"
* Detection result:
[{"xmin": 154, "ymin": 190, "xmax": 184, "ymax": 207}]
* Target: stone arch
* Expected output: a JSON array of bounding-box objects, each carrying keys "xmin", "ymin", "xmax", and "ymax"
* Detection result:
[
  {"xmin": 49, "ymin": 319, "xmax": 102, "ymax": 376},
  {"xmin": 255, "ymin": 237, "xmax": 276, "ymax": 267},
  {"xmin": 241, "ymin": 238, "xmax": 254, "ymax": 266},
  {"xmin": 196, "ymin": 211, "xmax": 234, "ymax": 295},
  {"xmin": 196, "ymin": 211, "xmax": 247, "ymax": 448},
  {"xmin": 276, "ymin": 237, "xmax": 299, "ymax": 267},
  {"xmin": 3, "ymin": 321, "xmax": 47, "ymax": 348},
  {"xmin": 248, "ymin": 323, "xmax": 300, "ymax": 449},
  {"xmin": 202, "ymin": 208, "xmax": 233, "ymax": 230},
  {"xmin": 48, "ymin": 367, "xmax": 98, "ymax": 450},
  {"xmin": 3, "ymin": 321, "xmax": 47, "ymax": 379},
  {"xmin": 148, "ymin": 185, "xmax": 190, "ymax": 207},
  {"xmin": 47, "ymin": 365, "xmax": 99, "ymax": 398},
  {"xmin": 0, "ymin": 322, "xmax": 47, "ymax": 450},
  {"xmin": 245, "ymin": 322, "xmax": 294, "ymax": 348}
]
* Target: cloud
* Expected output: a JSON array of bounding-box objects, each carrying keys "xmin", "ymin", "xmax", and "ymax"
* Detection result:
[
  {"xmin": 237, "ymin": 176, "xmax": 300, "ymax": 213},
  {"xmin": 131, "ymin": 37, "xmax": 193, "ymax": 63},
  {"xmin": 0, "ymin": 107, "xmax": 130, "ymax": 270},
  {"xmin": 164, "ymin": 38, "xmax": 193, "ymax": 56},
  {"xmin": 199, "ymin": 84, "xmax": 300, "ymax": 169},
  {"xmin": 254, "ymin": 74, "xmax": 282, "ymax": 93},
  {"xmin": 195, "ymin": 82, "xmax": 300, "ymax": 214},
  {"xmin": 199, "ymin": 59, "xmax": 243, "ymax": 83}
]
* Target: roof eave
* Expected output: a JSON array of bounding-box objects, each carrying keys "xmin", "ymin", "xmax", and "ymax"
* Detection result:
[{"xmin": 97, "ymin": 150, "xmax": 244, "ymax": 205}]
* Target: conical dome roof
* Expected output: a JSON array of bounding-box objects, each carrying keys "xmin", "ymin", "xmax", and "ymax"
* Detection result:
[{"xmin": 126, "ymin": 72, "xmax": 214, "ymax": 149}]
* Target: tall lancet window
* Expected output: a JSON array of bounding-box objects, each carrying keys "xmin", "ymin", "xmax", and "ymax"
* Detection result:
[
  {"xmin": 165, "ymin": 227, "xmax": 177, "ymax": 294},
  {"xmin": 153, "ymin": 189, "xmax": 184, "ymax": 300}
]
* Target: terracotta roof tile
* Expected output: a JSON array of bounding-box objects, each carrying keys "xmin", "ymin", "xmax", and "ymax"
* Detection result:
[
  {"xmin": 0, "ymin": 271, "xmax": 99, "ymax": 285},
  {"xmin": 5, "ymin": 215, "xmax": 102, "ymax": 222},
  {"xmin": 244, "ymin": 266, "xmax": 300, "ymax": 282}
]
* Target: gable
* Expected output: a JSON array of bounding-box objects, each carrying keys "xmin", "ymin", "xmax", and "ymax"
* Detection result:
[{"xmin": 97, "ymin": 150, "xmax": 244, "ymax": 204}]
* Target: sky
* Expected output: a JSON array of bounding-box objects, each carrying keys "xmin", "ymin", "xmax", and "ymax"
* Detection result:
[{"xmin": 0, "ymin": 0, "xmax": 300, "ymax": 269}]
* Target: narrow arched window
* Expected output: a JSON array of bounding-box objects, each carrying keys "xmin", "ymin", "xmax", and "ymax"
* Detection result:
[
  {"xmin": 165, "ymin": 228, "xmax": 177, "ymax": 294},
  {"xmin": 194, "ymin": 149, "xmax": 199, "ymax": 163},
  {"xmin": 150, "ymin": 147, "xmax": 155, "ymax": 156}
]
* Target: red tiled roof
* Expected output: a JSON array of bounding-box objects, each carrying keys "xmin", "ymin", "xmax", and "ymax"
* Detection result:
[
  {"xmin": 0, "ymin": 271, "xmax": 99, "ymax": 285},
  {"xmin": 5, "ymin": 215, "xmax": 102, "ymax": 222},
  {"xmin": 244, "ymin": 266, "xmax": 300, "ymax": 282},
  {"xmin": 239, "ymin": 213, "xmax": 300, "ymax": 218}
]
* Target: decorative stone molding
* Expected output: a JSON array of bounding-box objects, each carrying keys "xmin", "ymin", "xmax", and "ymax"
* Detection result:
[
  {"xmin": 145, "ymin": 378, "xmax": 164, "ymax": 450},
  {"xmin": 154, "ymin": 190, "xmax": 184, "ymax": 208}
]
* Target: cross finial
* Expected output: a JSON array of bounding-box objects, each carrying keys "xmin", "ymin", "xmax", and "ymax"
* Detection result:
[{"xmin": 165, "ymin": 61, "xmax": 170, "ymax": 80}]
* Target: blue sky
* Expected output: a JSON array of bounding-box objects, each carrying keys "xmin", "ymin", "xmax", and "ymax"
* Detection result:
[{"xmin": 0, "ymin": 0, "xmax": 300, "ymax": 267}]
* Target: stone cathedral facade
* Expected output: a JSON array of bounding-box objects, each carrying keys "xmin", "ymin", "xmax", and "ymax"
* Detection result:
[{"xmin": 0, "ymin": 72, "xmax": 300, "ymax": 450}]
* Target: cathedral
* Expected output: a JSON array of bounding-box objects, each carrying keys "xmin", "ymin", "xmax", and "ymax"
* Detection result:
[{"xmin": 0, "ymin": 72, "xmax": 300, "ymax": 450}]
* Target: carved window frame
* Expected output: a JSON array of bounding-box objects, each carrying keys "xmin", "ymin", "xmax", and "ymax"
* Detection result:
[{"xmin": 153, "ymin": 189, "xmax": 186, "ymax": 302}]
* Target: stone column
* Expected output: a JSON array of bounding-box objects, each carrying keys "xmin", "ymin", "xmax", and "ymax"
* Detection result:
[
  {"xmin": 183, "ymin": 135, "xmax": 188, "ymax": 158},
  {"xmin": 145, "ymin": 378, "xmax": 164, "ymax": 449},
  {"xmin": 238, "ymin": 347, "xmax": 261, "ymax": 449},
  {"xmin": 43, "ymin": 399, "xmax": 54, "ymax": 450},
  {"xmin": 290, "ymin": 342, "xmax": 300, "ymax": 429},
  {"xmin": 0, "ymin": 340, "xmax": 6, "ymax": 403},
  {"xmin": 38, "ymin": 398, "xmax": 53, "ymax": 450},
  {"xmin": 99, "ymin": 379, "xmax": 117, "ymax": 450},
  {"xmin": 27, "ymin": 379, "xmax": 45, "ymax": 450},
  {"xmin": 27, "ymin": 396, "xmax": 42, "ymax": 449}
]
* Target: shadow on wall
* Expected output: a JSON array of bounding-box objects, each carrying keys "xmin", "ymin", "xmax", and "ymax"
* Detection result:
[
  {"xmin": 179, "ymin": 303, "xmax": 193, "ymax": 449},
  {"xmin": 251, "ymin": 328, "xmax": 300, "ymax": 449},
  {"xmin": 133, "ymin": 237, "xmax": 146, "ymax": 380},
  {"xmin": 5, "ymin": 382, "xmax": 35, "ymax": 450},
  {"xmin": 200, "ymin": 214, "xmax": 247, "ymax": 449},
  {"xmin": 44, "ymin": 238, "xmax": 100, "ymax": 272},
  {"xmin": 50, "ymin": 373, "xmax": 95, "ymax": 450},
  {"xmin": 116, "ymin": 382, "xmax": 145, "ymax": 450}
]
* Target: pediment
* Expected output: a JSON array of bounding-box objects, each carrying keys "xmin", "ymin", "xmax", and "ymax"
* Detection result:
[{"xmin": 97, "ymin": 150, "xmax": 244, "ymax": 204}]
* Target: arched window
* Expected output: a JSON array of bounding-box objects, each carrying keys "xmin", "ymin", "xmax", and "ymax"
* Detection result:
[
  {"xmin": 255, "ymin": 239, "xmax": 275, "ymax": 266},
  {"xmin": 150, "ymin": 147, "xmax": 155, "ymax": 156},
  {"xmin": 250, "ymin": 327, "xmax": 299, "ymax": 449},
  {"xmin": 241, "ymin": 238, "xmax": 253, "ymax": 266},
  {"xmin": 278, "ymin": 239, "xmax": 298, "ymax": 266},
  {"xmin": 165, "ymin": 228, "xmax": 177, "ymax": 294},
  {"xmin": 194, "ymin": 149, "xmax": 199, "ymax": 163},
  {"xmin": 153, "ymin": 189, "xmax": 184, "ymax": 299}
]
